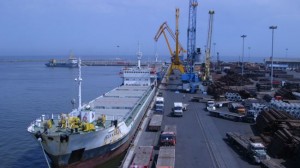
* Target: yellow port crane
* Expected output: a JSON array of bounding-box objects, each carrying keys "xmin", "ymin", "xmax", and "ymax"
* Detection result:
[
  {"xmin": 154, "ymin": 8, "xmax": 186, "ymax": 77},
  {"xmin": 154, "ymin": 22, "xmax": 186, "ymax": 56}
]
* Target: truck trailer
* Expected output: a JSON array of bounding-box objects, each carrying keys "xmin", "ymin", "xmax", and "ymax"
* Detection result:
[
  {"xmin": 148, "ymin": 114, "xmax": 163, "ymax": 132},
  {"xmin": 130, "ymin": 146, "xmax": 153, "ymax": 168},
  {"xmin": 226, "ymin": 132, "xmax": 269, "ymax": 164},
  {"xmin": 156, "ymin": 146, "xmax": 175, "ymax": 168},
  {"xmin": 207, "ymin": 102, "xmax": 255, "ymax": 123}
]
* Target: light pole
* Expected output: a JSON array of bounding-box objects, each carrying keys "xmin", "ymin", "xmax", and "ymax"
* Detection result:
[
  {"xmin": 241, "ymin": 35, "xmax": 247, "ymax": 76},
  {"xmin": 248, "ymin": 47, "xmax": 251, "ymax": 62},
  {"xmin": 269, "ymin": 25, "xmax": 277, "ymax": 90},
  {"xmin": 213, "ymin": 42, "xmax": 216, "ymax": 69}
]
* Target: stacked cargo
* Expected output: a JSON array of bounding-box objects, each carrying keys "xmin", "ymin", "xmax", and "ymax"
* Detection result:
[
  {"xmin": 207, "ymin": 81, "xmax": 226, "ymax": 98},
  {"xmin": 269, "ymin": 128, "xmax": 300, "ymax": 158},
  {"xmin": 283, "ymin": 82, "xmax": 300, "ymax": 91},
  {"xmin": 255, "ymin": 108, "xmax": 300, "ymax": 159},
  {"xmin": 225, "ymin": 92, "xmax": 242, "ymax": 102},
  {"xmin": 256, "ymin": 83, "xmax": 272, "ymax": 91},
  {"xmin": 275, "ymin": 88, "xmax": 296, "ymax": 100},
  {"xmin": 238, "ymin": 88, "xmax": 257, "ymax": 99},
  {"xmin": 218, "ymin": 73, "xmax": 253, "ymax": 86},
  {"xmin": 250, "ymin": 103, "xmax": 268, "ymax": 116},
  {"xmin": 270, "ymin": 100, "xmax": 300, "ymax": 119}
]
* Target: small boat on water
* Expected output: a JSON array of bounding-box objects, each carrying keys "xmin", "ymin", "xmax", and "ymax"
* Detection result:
[
  {"xmin": 45, "ymin": 53, "xmax": 78, "ymax": 68},
  {"xmin": 28, "ymin": 46, "xmax": 158, "ymax": 167}
]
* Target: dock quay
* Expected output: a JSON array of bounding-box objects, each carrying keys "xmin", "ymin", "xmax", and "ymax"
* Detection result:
[
  {"xmin": 118, "ymin": 62, "xmax": 300, "ymax": 168},
  {"xmin": 120, "ymin": 71, "xmax": 252, "ymax": 168},
  {"xmin": 119, "ymin": 71, "xmax": 258, "ymax": 167}
]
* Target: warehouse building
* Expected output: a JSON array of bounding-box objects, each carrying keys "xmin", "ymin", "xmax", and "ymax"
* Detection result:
[{"xmin": 264, "ymin": 57, "xmax": 300, "ymax": 70}]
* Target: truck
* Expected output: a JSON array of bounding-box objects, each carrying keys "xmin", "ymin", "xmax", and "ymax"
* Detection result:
[
  {"xmin": 181, "ymin": 73, "xmax": 200, "ymax": 93},
  {"xmin": 190, "ymin": 96, "xmax": 214, "ymax": 103},
  {"xmin": 155, "ymin": 96, "xmax": 164, "ymax": 113},
  {"xmin": 172, "ymin": 102, "xmax": 183, "ymax": 117},
  {"xmin": 226, "ymin": 132, "xmax": 270, "ymax": 164},
  {"xmin": 130, "ymin": 146, "xmax": 153, "ymax": 168},
  {"xmin": 207, "ymin": 102, "xmax": 255, "ymax": 123},
  {"xmin": 148, "ymin": 114, "xmax": 163, "ymax": 132},
  {"xmin": 206, "ymin": 100, "xmax": 216, "ymax": 111},
  {"xmin": 228, "ymin": 102, "xmax": 246, "ymax": 114},
  {"xmin": 156, "ymin": 146, "xmax": 175, "ymax": 168},
  {"xmin": 160, "ymin": 125, "xmax": 177, "ymax": 146},
  {"xmin": 182, "ymin": 82, "xmax": 191, "ymax": 92}
]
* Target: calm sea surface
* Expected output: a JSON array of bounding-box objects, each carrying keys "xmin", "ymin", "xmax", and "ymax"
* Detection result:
[{"xmin": 0, "ymin": 58, "xmax": 122, "ymax": 168}]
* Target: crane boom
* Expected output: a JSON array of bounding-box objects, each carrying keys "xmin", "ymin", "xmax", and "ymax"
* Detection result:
[
  {"xmin": 168, "ymin": 8, "xmax": 185, "ymax": 76},
  {"xmin": 154, "ymin": 22, "xmax": 186, "ymax": 55},
  {"xmin": 204, "ymin": 10, "xmax": 215, "ymax": 81},
  {"xmin": 154, "ymin": 8, "xmax": 185, "ymax": 79}
]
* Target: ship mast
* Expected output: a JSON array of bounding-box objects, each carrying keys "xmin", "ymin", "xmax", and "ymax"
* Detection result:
[{"xmin": 75, "ymin": 58, "xmax": 82, "ymax": 110}]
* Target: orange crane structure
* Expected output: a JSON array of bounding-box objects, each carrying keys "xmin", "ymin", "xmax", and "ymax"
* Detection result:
[
  {"xmin": 154, "ymin": 8, "xmax": 186, "ymax": 77},
  {"xmin": 154, "ymin": 22, "xmax": 186, "ymax": 56}
]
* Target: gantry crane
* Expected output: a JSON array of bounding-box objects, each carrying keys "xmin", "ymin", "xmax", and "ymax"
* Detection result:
[
  {"xmin": 187, "ymin": 0, "xmax": 199, "ymax": 73},
  {"xmin": 204, "ymin": 10, "xmax": 215, "ymax": 81},
  {"xmin": 179, "ymin": 0, "xmax": 201, "ymax": 93},
  {"xmin": 154, "ymin": 8, "xmax": 185, "ymax": 77}
]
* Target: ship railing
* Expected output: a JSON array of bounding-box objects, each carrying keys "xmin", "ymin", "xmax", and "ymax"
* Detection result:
[
  {"xmin": 104, "ymin": 115, "xmax": 123, "ymax": 120},
  {"xmin": 30, "ymin": 112, "xmax": 78, "ymax": 128},
  {"xmin": 28, "ymin": 114, "xmax": 55, "ymax": 131}
]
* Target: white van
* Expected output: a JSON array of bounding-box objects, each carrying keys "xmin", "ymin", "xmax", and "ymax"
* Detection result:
[{"xmin": 173, "ymin": 102, "xmax": 183, "ymax": 117}]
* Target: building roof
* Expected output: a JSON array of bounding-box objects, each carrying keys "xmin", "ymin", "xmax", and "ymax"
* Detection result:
[{"xmin": 264, "ymin": 57, "xmax": 300, "ymax": 63}]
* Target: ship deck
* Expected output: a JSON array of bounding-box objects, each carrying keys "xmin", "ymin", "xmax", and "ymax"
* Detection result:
[
  {"xmin": 90, "ymin": 85, "xmax": 149, "ymax": 120},
  {"xmin": 28, "ymin": 85, "xmax": 151, "ymax": 136}
]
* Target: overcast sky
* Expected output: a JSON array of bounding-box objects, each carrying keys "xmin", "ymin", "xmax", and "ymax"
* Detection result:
[{"xmin": 0, "ymin": 0, "xmax": 299, "ymax": 62}]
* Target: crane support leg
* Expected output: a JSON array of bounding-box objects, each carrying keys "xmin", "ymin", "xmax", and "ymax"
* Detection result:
[{"xmin": 166, "ymin": 63, "xmax": 185, "ymax": 80}]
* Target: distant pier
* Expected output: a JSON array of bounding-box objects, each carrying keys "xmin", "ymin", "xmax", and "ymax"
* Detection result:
[{"xmin": 0, "ymin": 58, "xmax": 157, "ymax": 66}]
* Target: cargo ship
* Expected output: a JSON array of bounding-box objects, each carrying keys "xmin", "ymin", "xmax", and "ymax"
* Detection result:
[
  {"xmin": 27, "ymin": 48, "xmax": 157, "ymax": 167},
  {"xmin": 45, "ymin": 53, "xmax": 78, "ymax": 68}
]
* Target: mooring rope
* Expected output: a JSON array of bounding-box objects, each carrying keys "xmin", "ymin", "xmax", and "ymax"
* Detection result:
[{"xmin": 38, "ymin": 138, "xmax": 51, "ymax": 168}]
